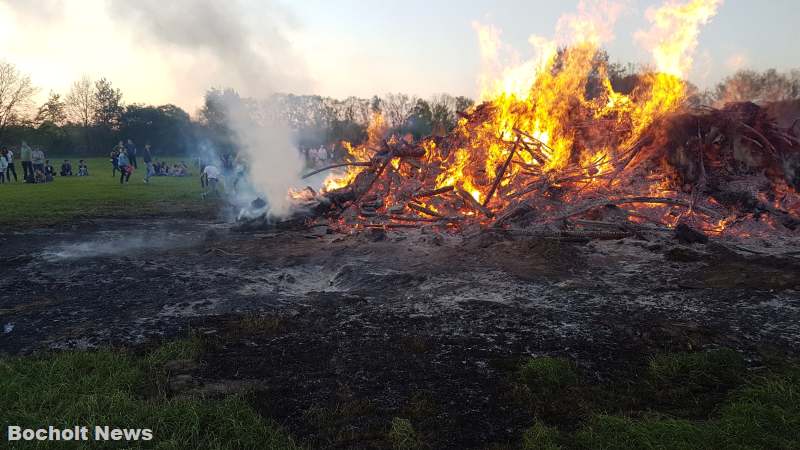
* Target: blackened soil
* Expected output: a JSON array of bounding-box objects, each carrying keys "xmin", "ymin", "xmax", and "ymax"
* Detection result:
[{"xmin": 1, "ymin": 218, "xmax": 799, "ymax": 448}]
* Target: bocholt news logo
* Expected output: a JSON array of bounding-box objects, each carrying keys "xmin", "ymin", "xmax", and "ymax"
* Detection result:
[{"xmin": 6, "ymin": 425, "xmax": 153, "ymax": 442}]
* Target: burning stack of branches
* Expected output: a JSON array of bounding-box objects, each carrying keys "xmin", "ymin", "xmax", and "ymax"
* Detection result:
[
  {"xmin": 234, "ymin": 0, "xmax": 800, "ymax": 240},
  {"xmin": 239, "ymin": 31, "xmax": 800, "ymax": 240},
  {"xmin": 249, "ymin": 99, "xmax": 799, "ymax": 240}
]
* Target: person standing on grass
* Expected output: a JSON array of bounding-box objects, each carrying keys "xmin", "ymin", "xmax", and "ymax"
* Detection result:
[
  {"xmin": 20, "ymin": 141, "xmax": 32, "ymax": 182},
  {"xmin": 3, "ymin": 147, "xmax": 17, "ymax": 182},
  {"xmin": 0, "ymin": 150, "xmax": 7, "ymax": 184},
  {"xmin": 31, "ymin": 146, "xmax": 45, "ymax": 179},
  {"xmin": 111, "ymin": 141, "xmax": 123, "ymax": 176},
  {"xmin": 142, "ymin": 144, "xmax": 154, "ymax": 183},
  {"xmin": 117, "ymin": 149, "xmax": 131, "ymax": 184},
  {"xmin": 125, "ymin": 139, "xmax": 138, "ymax": 169},
  {"xmin": 200, "ymin": 164, "xmax": 221, "ymax": 199}
]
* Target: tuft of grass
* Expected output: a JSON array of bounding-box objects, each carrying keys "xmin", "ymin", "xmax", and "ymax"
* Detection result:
[
  {"xmin": 513, "ymin": 357, "xmax": 586, "ymax": 423},
  {"xmin": 518, "ymin": 357, "xmax": 580, "ymax": 390},
  {"xmin": 521, "ymin": 420, "xmax": 562, "ymax": 450},
  {"xmin": 648, "ymin": 348, "xmax": 745, "ymax": 386},
  {"xmin": 575, "ymin": 414, "xmax": 708, "ymax": 450},
  {"xmin": 647, "ymin": 348, "xmax": 747, "ymax": 417},
  {"xmin": 715, "ymin": 375, "xmax": 800, "ymax": 449},
  {"xmin": 389, "ymin": 417, "xmax": 422, "ymax": 450},
  {"xmin": 144, "ymin": 335, "xmax": 203, "ymax": 368},
  {"xmin": 0, "ymin": 343, "xmax": 297, "ymax": 449},
  {"xmin": 143, "ymin": 336, "xmax": 204, "ymax": 397}
]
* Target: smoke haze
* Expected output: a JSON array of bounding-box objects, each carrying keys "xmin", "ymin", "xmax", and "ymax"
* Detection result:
[
  {"xmin": 109, "ymin": 0, "xmax": 309, "ymax": 217},
  {"xmin": 107, "ymin": 0, "xmax": 310, "ymax": 98}
]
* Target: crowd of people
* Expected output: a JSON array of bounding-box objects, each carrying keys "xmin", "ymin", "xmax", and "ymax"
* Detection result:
[
  {"xmin": 0, "ymin": 138, "xmax": 196, "ymax": 186},
  {"xmin": 304, "ymin": 145, "xmax": 332, "ymax": 167},
  {"xmin": 0, "ymin": 142, "xmax": 66, "ymax": 184},
  {"xmin": 108, "ymin": 139, "xmax": 191, "ymax": 185},
  {"xmin": 2, "ymin": 137, "xmax": 238, "ymax": 207}
]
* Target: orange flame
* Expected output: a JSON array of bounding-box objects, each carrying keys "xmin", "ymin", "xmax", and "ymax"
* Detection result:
[{"xmin": 321, "ymin": 0, "xmax": 730, "ymax": 228}]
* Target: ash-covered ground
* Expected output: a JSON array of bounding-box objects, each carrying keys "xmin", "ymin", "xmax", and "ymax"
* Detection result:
[{"xmin": 1, "ymin": 219, "xmax": 799, "ymax": 448}]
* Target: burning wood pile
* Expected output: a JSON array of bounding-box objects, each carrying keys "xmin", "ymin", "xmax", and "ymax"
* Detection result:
[
  {"xmin": 238, "ymin": 8, "xmax": 800, "ymax": 240},
  {"xmin": 244, "ymin": 98, "xmax": 800, "ymax": 240}
]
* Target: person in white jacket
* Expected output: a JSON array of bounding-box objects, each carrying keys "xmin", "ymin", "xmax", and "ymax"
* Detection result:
[
  {"xmin": 0, "ymin": 150, "xmax": 8, "ymax": 184},
  {"xmin": 3, "ymin": 148, "xmax": 16, "ymax": 182}
]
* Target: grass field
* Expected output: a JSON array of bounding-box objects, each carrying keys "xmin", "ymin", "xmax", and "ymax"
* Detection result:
[
  {"xmin": 2, "ymin": 341, "xmax": 797, "ymax": 449},
  {"xmin": 0, "ymin": 338, "xmax": 298, "ymax": 450},
  {"xmin": 0, "ymin": 157, "xmax": 220, "ymax": 228}
]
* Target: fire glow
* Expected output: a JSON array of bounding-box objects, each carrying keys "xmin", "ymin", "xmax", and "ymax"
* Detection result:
[{"xmin": 288, "ymin": 0, "xmax": 800, "ymax": 238}]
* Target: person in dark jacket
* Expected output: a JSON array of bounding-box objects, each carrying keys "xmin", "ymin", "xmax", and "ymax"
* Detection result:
[
  {"xmin": 142, "ymin": 144, "xmax": 153, "ymax": 183},
  {"xmin": 3, "ymin": 147, "xmax": 17, "ymax": 182},
  {"xmin": 60, "ymin": 159, "xmax": 73, "ymax": 176},
  {"xmin": 125, "ymin": 139, "xmax": 138, "ymax": 169},
  {"xmin": 20, "ymin": 141, "xmax": 32, "ymax": 182},
  {"xmin": 44, "ymin": 160, "xmax": 56, "ymax": 182}
]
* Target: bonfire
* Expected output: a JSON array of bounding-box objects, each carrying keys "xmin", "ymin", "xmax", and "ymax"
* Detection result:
[{"xmin": 243, "ymin": 0, "xmax": 800, "ymax": 240}]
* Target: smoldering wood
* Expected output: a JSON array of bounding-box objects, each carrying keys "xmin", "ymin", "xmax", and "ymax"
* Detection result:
[
  {"xmin": 407, "ymin": 202, "xmax": 444, "ymax": 218},
  {"xmin": 456, "ymin": 187, "xmax": 495, "ymax": 218},
  {"xmin": 412, "ymin": 185, "xmax": 454, "ymax": 198}
]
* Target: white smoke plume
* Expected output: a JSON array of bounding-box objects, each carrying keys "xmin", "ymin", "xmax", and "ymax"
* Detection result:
[
  {"xmin": 218, "ymin": 95, "xmax": 305, "ymax": 216},
  {"xmin": 109, "ymin": 0, "xmax": 310, "ymax": 217}
]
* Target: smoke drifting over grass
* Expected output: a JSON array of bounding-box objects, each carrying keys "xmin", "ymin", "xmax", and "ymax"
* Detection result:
[{"xmin": 110, "ymin": 0, "xmax": 310, "ymax": 217}]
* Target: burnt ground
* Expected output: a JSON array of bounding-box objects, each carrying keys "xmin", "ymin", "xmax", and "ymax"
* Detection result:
[{"xmin": 1, "ymin": 218, "xmax": 799, "ymax": 448}]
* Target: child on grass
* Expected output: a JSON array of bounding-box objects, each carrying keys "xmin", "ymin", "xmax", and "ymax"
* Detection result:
[{"xmin": 117, "ymin": 150, "xmax": 131, "ymax": 184}]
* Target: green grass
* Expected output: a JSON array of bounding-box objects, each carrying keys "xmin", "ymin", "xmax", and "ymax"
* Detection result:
[
  {"xmin": 0, "ymin": 157, "xmax": 220, "ymax": 228},
  {"xmin": 0, "ymin": 339, "xmax": 298, "ymax": 449},
  {"xmin": 2, "ymin": 341, "xmax": 797, "ymax": 449},
  {"xmin": 521, "ymin": 420, "xmax": 562, "ymax": 450},
  {"xmin": 388, "ymin": 418, "xmax": 422, "ymax": 450},
  {"xmin": 648, "ymin": 349, "xmax": 745, "ymax": 387},
  {"xmin": 513, "ymin": 349, "xmax": 800, "ymax": 450},
  {"xmin": 518, "ymin": 357, "xmax": 580, "ymax": 390}
]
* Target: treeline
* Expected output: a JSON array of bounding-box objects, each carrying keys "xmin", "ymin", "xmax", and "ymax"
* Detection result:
[
  {"xmin": 1, "ymin": 58, "xmax": 798, "ymax": 157},
  {"xmin": 199, "ymin": 89, "xmax": 474, "ymax": 155},
  {"xmin": 0, "ymin": 61, "xmax": 474, "ymax": 157}
]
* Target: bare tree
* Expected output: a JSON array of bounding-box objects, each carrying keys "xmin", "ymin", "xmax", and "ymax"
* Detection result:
[
  {"xmin": 382, "ymin": 93, "xmax": 417, "ymax": 130},
  {"xmin": 0, "ymin": 61, "xmax": 37, "ymax": 140},
  {"xmin": 714, "ymin": 69, "xmax": 800, "ymax": 105},
  {"xmin": 65, "ymin": 76, "xmax": 96, "ymax": 150}
]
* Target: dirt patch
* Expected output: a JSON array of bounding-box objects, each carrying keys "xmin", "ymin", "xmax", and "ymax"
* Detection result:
[{"xmin": 1, "ymin": 218, "xmax": 799, "ymax": 448}]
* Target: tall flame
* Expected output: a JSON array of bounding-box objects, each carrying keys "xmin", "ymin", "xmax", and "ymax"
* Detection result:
[{"xmin": 326, "ymin": 0, "xmax": 722, "ymax": 220}]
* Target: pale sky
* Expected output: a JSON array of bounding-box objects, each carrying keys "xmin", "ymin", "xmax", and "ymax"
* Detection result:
[{"xmin": 0, "ymin": 0, "xmax": 797, "ymax": 114}]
